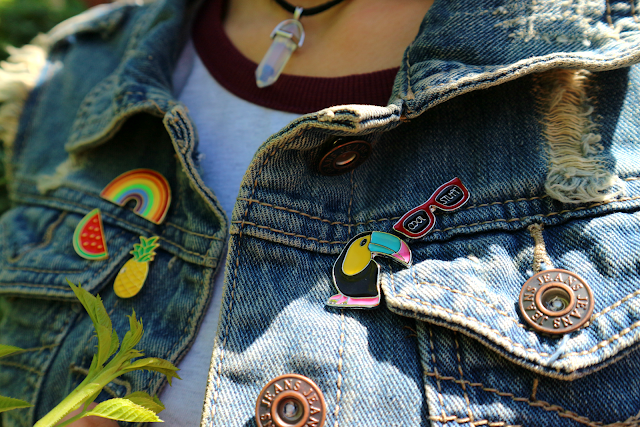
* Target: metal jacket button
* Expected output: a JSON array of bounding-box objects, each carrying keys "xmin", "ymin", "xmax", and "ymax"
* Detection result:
[
  {"xmin": 256, "ymin": 374, "xmax": 326, "ymax": 427},
  {"xmin": 317, "ymin": 136, "xmax": 371, "ymax": 176},
  {"xmin": 518, "ymin": 269, "xmax": 594, "ymax": 335}
]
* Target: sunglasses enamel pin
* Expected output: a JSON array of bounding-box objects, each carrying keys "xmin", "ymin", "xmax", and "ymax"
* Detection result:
[{"xmin": 393, "ymin": 177, "xmax": 470, "ymax": 239}]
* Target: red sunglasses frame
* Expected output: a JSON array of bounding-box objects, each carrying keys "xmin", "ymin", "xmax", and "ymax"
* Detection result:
[{"xmin": 393, "ymin": 177, "xmax": 470, "ymax": 239}]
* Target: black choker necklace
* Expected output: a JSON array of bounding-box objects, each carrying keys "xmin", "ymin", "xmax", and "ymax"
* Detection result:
[
  {"xmin": 274, "ymin": 0, "xmax": 346, "ymax": 17},
  {"xmin": 255, "ymin": 0, "xmax": 348, "ymax": 88}
]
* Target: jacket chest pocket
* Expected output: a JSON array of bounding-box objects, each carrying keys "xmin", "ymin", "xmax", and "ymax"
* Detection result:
[
  {"xmin": 0, "ymin": 204, "xmax": 139, "ymax": 299},
  {"xmin": 381, "ymin": 204, "xmax": 640, "ymax": 426}
]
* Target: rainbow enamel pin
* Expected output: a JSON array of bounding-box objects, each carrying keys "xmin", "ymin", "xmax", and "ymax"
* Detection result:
[
  {"xmin": 100, "ymin": 169, "xmax": 171, "ymax": 225},
  {"xmin": 327, "ymin": 232, "xmax": 411, "ymax": 309}
]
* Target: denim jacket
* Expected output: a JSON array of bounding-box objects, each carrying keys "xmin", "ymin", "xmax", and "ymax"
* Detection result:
[{"xmin": 1, "ymin": 0, "xmax": 640, "ymax": 426}]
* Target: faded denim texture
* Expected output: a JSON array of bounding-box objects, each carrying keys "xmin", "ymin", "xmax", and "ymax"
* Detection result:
[{"xmin": 0, "ymin": 0, "xmax": 640, "ymax": 426}]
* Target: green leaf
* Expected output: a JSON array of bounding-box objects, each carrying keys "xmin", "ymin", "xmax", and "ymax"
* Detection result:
[
  {"xmin": 119, "ymin": 310, "xmax": 143, "ymax": 354},
  {"xmin": 83, "ymin": 398, "xmax": 162, "ymax": 422},
  {"xmin": 86, "ymin": 355, "xmax": 99, "ymax": 379},
  {"xmin": 123, "ymin": 358, "xmax": 181, "ymax": 385},
  {"xmin": 124, "ymin": 391, "xmax": 165, "ymax": 414},
  {"xmin": 67, "ymin": 281, "xmax": 113, "ymax": 367},
  {"xmin": 108, "ymin": 329, "xmax": 119, "ymax": 359},
  {"xmin": 0, "ymin": 395, "xmax": 32, "ymax": 413},
  {"xmin": 0, "ymin": 344, "xmax": 22, "ymax": 359},
  {"xmin": 152, "ymin": 395, "xmax": 164, "ymax": 409}
]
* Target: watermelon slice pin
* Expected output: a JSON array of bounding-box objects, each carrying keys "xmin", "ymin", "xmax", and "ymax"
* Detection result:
[{"xmin": 73, "ymin": 209, "xmax": 108, "ymax": 260}]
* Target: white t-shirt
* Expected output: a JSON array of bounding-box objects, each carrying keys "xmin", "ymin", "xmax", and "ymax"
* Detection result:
[{"xmin": 158, "ymin": 40, "xmax": 298, "ymax": 426}]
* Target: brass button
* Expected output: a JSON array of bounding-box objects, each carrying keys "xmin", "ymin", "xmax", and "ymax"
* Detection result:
[
  {"xmin": 519, "ymin": 269, "xmax": 594, "ymax": 335},
  {"xmin": 256, "ymin": 374, "xmax": 326, "ymax": 427},
  {"xmin": 317, "ymin": 137, "xmax": 371, "ymax": 176}
]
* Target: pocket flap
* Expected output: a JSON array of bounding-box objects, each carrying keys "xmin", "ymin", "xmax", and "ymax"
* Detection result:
[{"xmin": 382, "ymin": 209, "xmax": 640, "ymax": 380}]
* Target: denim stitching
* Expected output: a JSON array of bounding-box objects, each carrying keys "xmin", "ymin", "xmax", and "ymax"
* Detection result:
[
  {"xmin": 157, "ymin": 237, "xmax": 213, "ymax": 259},
  {"xmin": 165, "ymin": 221, "xmax": 223, "ymax": 240},
  {"xmin": 427, "ymin": 326, "xmax": 450, "ymax": 423},
  {"xmin": 430, "ymin": 196, "xmax": 640, "ymax": 232},
  {"xmin": 628, "ymin": 0, "xmax": 640, "ymax": 22},
  {"xmin": 333, "ymin": 312, "xmax": 346, "ymax": 427},
  {"xmin": 236, "ymin": 198, "xmax": 399, "ymax": 226},
  {"xmin": 454, "ymin": 332, "xmax": 475, "ymax": 424},
  {"xmin": 405, "ymin": 284, "xmax": 640, "ymax": 360},
  {"xmin": 234, "ymin": 194, "xmax": 640, "ymax": 243},
  {"xmin": 396, "ymin": 293, "xmax": 552, "ymax": 357},
  {"xmin": 13, "ymin": 177, "xmax": 223, "ymax": 241},
  {"xmin": 0, "ymin": 360, "xmax": 43, "ymax": 376},
  {"xmin": 1, "ymin": 265, "xmax": 88, "ymax": 274},
  {"xmin": 560, "ymin": 319, "xmax": 640, "ymax": 358},
  {"xmin": 530, "ymin": 378, "xmax": 539, "ymax": 402},
  {"xmin": 11, "ymin": 192, "xmax": 214, "ymax": 259},
  {"xmin": 153, "ymin": 267, "xmax": 213, "ymax": 393},
  {"xmin": 8, "ymin": 344, "xmax": 59, "ymax": 355},
  {"xmin": 414, "ymin": 281, "xmax": 524, "ymax": 328},
  {"xmin": 592, "ymin": 288, "xmax": 640, "ymax": 320},
  {"xmin": 230, "ymin": 221, "xmax": 348, "ymax": 245},
  {"xmin": 207, "ymin": 147, "xmax": 279, "ymax": 423},
  {"xmin": 236, "ymin": 183, "xmax": 640, "ymax": 230},
  {"xmin": 606, "ymin": 0, "xmax": 614, "ymax": 26},
  {"xmin": 7, "ymin": 211, "xmax": 68, "ymax": 264},
  {"xmin": 347, "ymin": 170, "xmax": 355, "ymax": 237},
  {"xmin": 424, "ymin": 369, "xmax": 640, "ymax": 427},
  {"xmin": 0, "ymin": 230, "xmax": 133, "ymax": 290}
]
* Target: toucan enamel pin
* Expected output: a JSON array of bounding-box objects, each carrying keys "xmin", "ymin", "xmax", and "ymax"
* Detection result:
[{"xmin": 327, "ymin": 231, "xmax": 412, "ymax": 309}]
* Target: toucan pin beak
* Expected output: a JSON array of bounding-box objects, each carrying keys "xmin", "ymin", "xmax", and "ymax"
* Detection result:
[{"xmin": 368, "ymin": 231, "xmax": 412, "ymax": 267}]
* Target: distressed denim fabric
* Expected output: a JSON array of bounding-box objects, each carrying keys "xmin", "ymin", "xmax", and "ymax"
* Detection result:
[{"xmin": 0, "ymin": 0, "xmax": 640, "ymax": 427}]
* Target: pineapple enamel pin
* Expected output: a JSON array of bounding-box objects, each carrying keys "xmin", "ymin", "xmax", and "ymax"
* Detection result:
[{"xmin": 114, "ymin": 236, "xmax": 159, "ymax": 298}]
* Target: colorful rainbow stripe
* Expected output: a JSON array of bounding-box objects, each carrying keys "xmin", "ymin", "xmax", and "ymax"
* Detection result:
[{"xmin": 100, "ymin": 169, "xmax": 171, "ymax": 224}]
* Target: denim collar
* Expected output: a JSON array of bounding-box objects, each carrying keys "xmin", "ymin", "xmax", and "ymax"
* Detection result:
[
  {"xmin": 392, "ymin": 0, "xmax": 640, "ymax": 117},
  {"xmin": 59, "ymin": 0, "xmax": 640, "ymax": 151},
  {"xmin": 63, "ymin": 0, "xmax": 195, "ymax": 153}
]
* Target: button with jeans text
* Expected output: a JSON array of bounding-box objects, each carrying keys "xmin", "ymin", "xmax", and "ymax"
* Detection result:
[
  {"xmin": 256, "ymin": 374, "xmax": 326, "ymax": 427},
  {"xmin": 519, "ymin": 269, "xmax": 594, "ymax": 335}
]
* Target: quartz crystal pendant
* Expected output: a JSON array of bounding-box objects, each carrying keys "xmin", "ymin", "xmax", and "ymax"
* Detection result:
[{"xmin": 255, "ymin": 7, "xmax": 305, "ymax": 88}]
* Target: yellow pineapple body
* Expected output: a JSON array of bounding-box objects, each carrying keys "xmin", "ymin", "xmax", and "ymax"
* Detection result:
[
  {"xmin": 114, "ymin": 259, "xmax": 149, "ymax": 298},
  {"xmin": 113, "ymin": 236, "xmax": 159, "ymax": 299}
]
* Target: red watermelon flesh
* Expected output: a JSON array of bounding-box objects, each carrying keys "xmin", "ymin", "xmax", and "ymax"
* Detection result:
[{"xmin": 73, "ymin": 209, "xmax": 108, "ymax": 260}]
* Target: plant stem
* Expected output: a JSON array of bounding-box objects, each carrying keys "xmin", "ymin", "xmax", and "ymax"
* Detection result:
[
  {"xmin": 53, "ymin": 410, "xmax": 87, "ymax": 427},
  {"xmin": 33, "ymin": 367, "xmax": 119, "ymax": 427}
]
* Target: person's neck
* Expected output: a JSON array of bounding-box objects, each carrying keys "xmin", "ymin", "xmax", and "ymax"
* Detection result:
[{"xmin": 223, "ymin": 0, "xmax": 435, "ymax": 78}]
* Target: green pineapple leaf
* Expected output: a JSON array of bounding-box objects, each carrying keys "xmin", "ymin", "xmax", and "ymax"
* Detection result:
[
  {"xmin": 130, "ymin": 236, "xmax": 160, "ymax": 263},
  {"xmin": 83, "ymin": 398, "xmax": 162, "ymax": 423},
  {"xmin": 0, "ymin": 395, "xmax": 32, "ymax": 413}
]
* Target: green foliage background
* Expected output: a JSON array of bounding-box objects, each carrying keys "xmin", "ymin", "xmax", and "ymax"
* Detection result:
[
  {"xmin": 0, "ymin": 0, "xmax": 86, "ymax": 214},
  {"xmin": 0, "ymin": 0, "xmax": 86, "ymax": 61}
]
